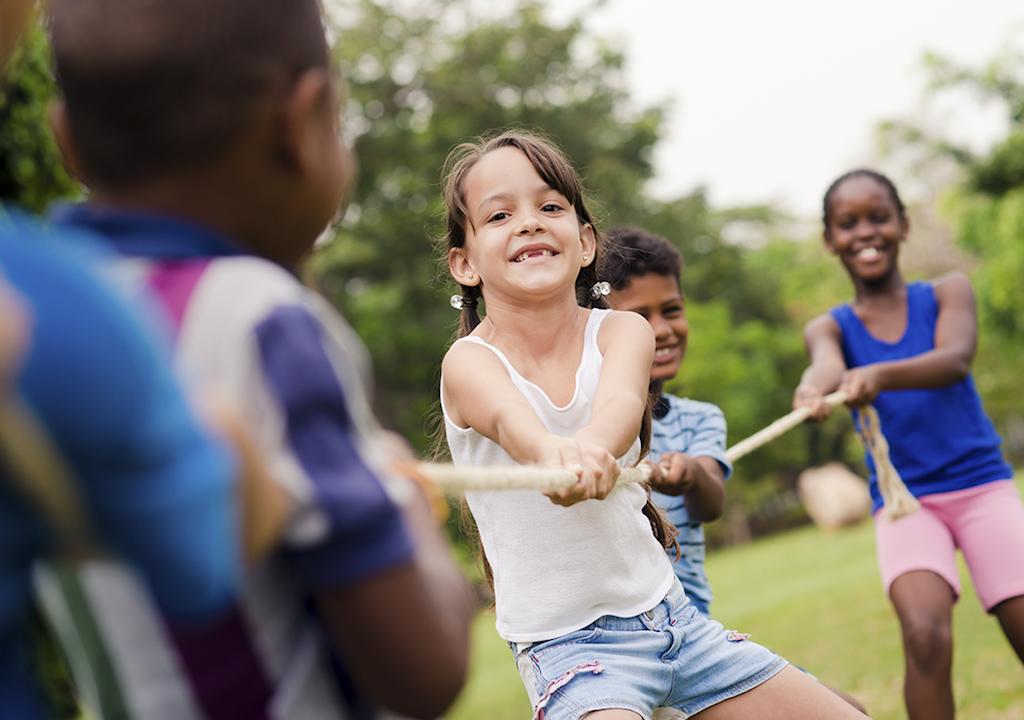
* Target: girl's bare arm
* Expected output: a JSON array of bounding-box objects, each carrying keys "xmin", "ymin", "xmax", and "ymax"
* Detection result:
[
  {"xmin": 793, "ymin": 313, "xmax": 847, "ymax": 419},
  {"xmin": 579, "ymin": 310, "xmax": 655, "ymax": 457},
  {"xmin": 442, "ymin": 341, "xmax": 553, "ymax": 463}
]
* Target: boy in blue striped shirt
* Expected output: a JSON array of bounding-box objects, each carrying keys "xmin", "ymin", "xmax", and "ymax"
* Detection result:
[
  {"xmin": 604, "ymin": 227, "xmax": 728, "ymax": 615},
  {"xmin": 605, "ymin": 226, "xmax": 867, "ymax": 713}
]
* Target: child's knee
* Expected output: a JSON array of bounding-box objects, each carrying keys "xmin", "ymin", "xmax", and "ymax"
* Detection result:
[{"xmin": 900, "ymin": 615, "xmax": 952, "ymax": 668}]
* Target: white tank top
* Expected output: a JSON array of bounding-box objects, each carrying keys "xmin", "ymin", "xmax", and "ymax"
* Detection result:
[{"xmin": 442, "ymin": 308, "xmax": 675, "ymax": 642}]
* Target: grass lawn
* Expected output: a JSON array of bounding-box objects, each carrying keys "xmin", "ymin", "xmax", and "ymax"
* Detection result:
[{"xmin": 446, "ymin": 481, "xmax": 1024, "ymax": 719}]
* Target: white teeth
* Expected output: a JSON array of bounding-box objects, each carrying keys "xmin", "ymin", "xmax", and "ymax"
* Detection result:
[
  {"xmin": 654, "ymin": 347, "xmax": 675, "ymax": 359},
  {"xmin": 858, "ymin": 247, "xmax": 880, "ymax": 260},
  {"xmin": 513, "ymin": 249, "xmax": 554, "ymax": 263}
]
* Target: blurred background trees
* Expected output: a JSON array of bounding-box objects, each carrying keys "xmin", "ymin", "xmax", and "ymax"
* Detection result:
[
  {"xmin": 2, "ymin": 0, "xmax": 1021, "ymax": 544},
  {"xmin": 879, "ymin": 39, "xmax": 1024, "ymax": 461},
  {"xmin": 317, "ymin": 0, "xmax": 858, "ymax": 541}
]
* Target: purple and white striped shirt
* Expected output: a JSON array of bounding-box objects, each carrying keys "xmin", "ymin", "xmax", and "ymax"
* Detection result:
[{"xmin": 41, "ymin": 207, "xmax": 415, "ymax": 719}]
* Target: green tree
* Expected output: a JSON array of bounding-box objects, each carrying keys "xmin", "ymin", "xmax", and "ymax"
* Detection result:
[
  {"xmin": 878, "ymin": 40, "xmax": 1024, "ymax": 334},
  {"xmin": 0, "ymin": 26, "xmax": 76, "ymax": 212},
  {"xmin": 878, "ymin": 37, "xmax": 1024, "ymax": 459}
]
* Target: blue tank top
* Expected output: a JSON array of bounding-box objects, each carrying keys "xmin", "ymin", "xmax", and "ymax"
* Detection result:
[{"xmin": 830, "ymin": 281, "xmax": 1012, "ymax": 511}]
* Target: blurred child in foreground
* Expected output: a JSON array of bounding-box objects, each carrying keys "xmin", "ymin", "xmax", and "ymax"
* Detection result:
[
  {"xmin": 43, "ymin": 0, "xmax": 473, "ymax": 717},
  {"xmin": 1, "ymin": 2, "xmax": 242, "ymax": 715}
]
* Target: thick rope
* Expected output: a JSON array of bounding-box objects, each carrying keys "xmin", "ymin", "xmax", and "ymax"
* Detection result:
[
  {"xmin": 413, "ymin": 391, "xmax": 919, "ymax": 520},
  {"xmin": 408, "ymin": 461, "xmax": 651, "ymax": 494},
  {"xmin": 724, "ymin": 391, "xmax": 849, "ymax": 464},
  {"xmin": 855, "ymin": 405, "xmax": 920, "ymax": 521},
  {"xmin": 725, "ymin": 391, "xmax": 918, "ymax": 520}
]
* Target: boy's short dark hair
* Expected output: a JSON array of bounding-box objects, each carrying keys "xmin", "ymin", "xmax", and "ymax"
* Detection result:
[
  {"xmin": 49, "ymin": 0, "xmax": 329, "ymax": 187},
  {"xmin": 603, "ymin": 227, "xmax": 683, "ymax": 290}
]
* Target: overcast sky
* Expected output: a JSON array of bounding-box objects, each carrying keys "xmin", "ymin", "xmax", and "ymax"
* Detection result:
[{"xmin": 548, "ymin": 0, "xmax": 1023, "ymax": 216}]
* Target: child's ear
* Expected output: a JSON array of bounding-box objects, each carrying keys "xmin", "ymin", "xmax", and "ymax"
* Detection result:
[
  {"xmin": 448, "ymin": 247, "xmax": 479, "ymax": 286},
  {"xmin": 48, "ymin": 99, "xmax": 87, "ymax": 184},
  {"xmin": 580, "ymin": 223, "xmax": 597, "ymax": 266},
  {"xmin": 280, "ymin": 67, "xmax": 335, "ymax": 176}
]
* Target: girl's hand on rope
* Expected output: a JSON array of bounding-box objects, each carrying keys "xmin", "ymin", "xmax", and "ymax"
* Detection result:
[
  {"xmin": 645, "ymin": 453, "xmax": 695, "ymax": 496},
  {"xmin": 539, "ymin": 434, "xmax": 620, "ymax": 506},
  {"xmin": 792, "ymin": 384, "xmax": 833, "ymax": 421},
  {"xmin": 839, "ymin": 366, "xmax": 882, "ymax": 407}
]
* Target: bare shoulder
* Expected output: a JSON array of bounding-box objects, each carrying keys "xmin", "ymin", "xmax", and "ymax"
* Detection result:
[
  {"xmin": 803, "ymin": 311, "xmax": 841, "ymax": 341},
  {"xmin": 932, "ymin": 272, "xmax": 975, "ymax": 307},
  {"xmin": 597, "ymin": 308, "xmax": 655, "ymax": 348},
  {"xmin": 441, "ymin": 339, "xmax": 513, "ymax": 427},
  {"xmin": 441, "ymin": 339, "xmax": 506, "ymax": 385}
]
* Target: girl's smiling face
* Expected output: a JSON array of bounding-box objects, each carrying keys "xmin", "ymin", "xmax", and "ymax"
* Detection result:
[
  {"xmin": 824, "ymin": 174, "xmax": 908, "ymax": 284},
  {"xmin": 448, "ymin": 146, "xmax": 595, "ymax": 305}
]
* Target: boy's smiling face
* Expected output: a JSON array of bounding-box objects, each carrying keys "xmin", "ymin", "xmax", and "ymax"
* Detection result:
[{"xmin": 608, "ymin": 272, "xmax": 688, "ymax": 382}]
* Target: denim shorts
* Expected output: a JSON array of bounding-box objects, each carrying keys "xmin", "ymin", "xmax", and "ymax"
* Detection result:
[{"xmin": 510, "ymin": 580, "xmax": 787, "ymax": 720}]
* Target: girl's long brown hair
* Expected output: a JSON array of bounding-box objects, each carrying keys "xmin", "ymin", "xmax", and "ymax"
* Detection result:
[{"xmin": 435, "ymin": 130, "xmax": 678, "ymax": 588}]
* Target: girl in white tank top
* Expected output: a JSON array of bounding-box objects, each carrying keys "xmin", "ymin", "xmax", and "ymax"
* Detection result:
[
  {"xmin": 444, "ymin": 308, "xmax": 674, "ymax": 641},
  {"xmin": 436, "ymin": 132, "xmax": 867, "ymax": 720}
]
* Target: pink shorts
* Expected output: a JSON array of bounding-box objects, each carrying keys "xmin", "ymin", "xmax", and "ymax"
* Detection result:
[{"xmin": 875, "ymin": 479, "xmax": 1024, "ymax": 611}]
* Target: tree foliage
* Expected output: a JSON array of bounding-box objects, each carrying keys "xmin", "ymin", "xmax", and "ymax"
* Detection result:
[
  {"xmin": 0, "ymin": 26, "xmax": 75, "ymax": 212},
  {"xmin": 916, "ymin": 42, "xmax": 1024, "ymax": 339},
  {"xmin": 878, "ymin": 36, "xmax": 1024, "ymax": 459}
]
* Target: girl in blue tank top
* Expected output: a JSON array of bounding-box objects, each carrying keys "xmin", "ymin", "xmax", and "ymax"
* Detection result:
[{"xmin": 793, "ymin": 169, "xmax": 1024, "ymax": 720}]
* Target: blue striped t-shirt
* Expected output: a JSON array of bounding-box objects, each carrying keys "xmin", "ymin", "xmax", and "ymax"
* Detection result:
[{"xmin": 649, "ymin": 394, "xmax": 732, "ymax": 616}]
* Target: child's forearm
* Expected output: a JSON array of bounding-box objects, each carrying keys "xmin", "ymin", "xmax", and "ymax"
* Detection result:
[
  {"xmin": 798, "ymin": 315, "xmax": 846, "ymax": 397},
  {"xmin": 399, "ymin": 486, "xmax": 476, "ymax": 651},
  {"xmin": 574, "ymin": 390, "xmax": 646, "ymax": 458},
  {"xmin": 684, "ymin": 460, "xmax": 726, "ymax": 522},
  {"xmin": 492, "ymin": 404, "xmax": 558, "ymax": 465},
  {"xmin": 869, "ymin": 347, "xmax": 971, "ymax": 392},
  {"xmin": 797, "ymin": 360, "xmax": 844, "ymax": 394}
]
